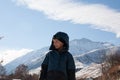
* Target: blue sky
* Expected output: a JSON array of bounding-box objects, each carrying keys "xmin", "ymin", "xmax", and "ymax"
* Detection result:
[
  {"xmin": 0, "ymin": 0, "xmax": 120, "ymax": 65},
  {"xmin": 0, "ymin": 0, "xmax": 120, "ymax": 51}
]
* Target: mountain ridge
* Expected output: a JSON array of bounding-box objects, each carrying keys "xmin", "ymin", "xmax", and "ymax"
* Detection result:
[{"xmin": 4, "ymin": 38, "xmax": 115, "ymax": 74}]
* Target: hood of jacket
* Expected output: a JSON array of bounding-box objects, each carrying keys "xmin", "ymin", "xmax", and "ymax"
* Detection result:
[{"xmin": 49, "ymin": 32, "xmax": 69, "ymax": 52}]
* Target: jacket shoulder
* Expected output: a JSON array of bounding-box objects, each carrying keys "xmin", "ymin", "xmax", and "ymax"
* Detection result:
[{"xmin": 66, "ymin": 52, "xmax": 73, "ymax": 56}]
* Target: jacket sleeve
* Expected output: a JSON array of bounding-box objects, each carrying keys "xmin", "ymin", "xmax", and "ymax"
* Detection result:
[
  {"xmin": 67, "ymin": 53, "xmax": 76, "ymax": 80},
  {"xmin": 39, "ymin": 64, "xmax": 48, "ymax": 80},
  {"xmin": 39, "ymin": 53, "xmax": 49, "ymax": 80}
]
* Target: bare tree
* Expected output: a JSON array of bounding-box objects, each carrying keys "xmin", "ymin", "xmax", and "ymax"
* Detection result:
[
  {"xmin": 14, "ymin": 64, "xmax": 28, "ymax": 79},
  {"xmin": 101, "ymin": 48, "xmax": 120, "ymax": 80},
  {"xmin": 0, "ymin": 61, "xmax": 6, "ymax": 79}
]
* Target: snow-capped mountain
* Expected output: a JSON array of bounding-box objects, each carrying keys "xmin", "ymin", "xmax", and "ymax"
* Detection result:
[
  {"xmin": 76, "ymin": 46, "xmax": 120, "ymax": 79},
  {"xmin": 4, "ymin": 38, "xmax": 115, "ymax": 74},
  {"xmin": 74, "ymin": 48, "xmax": 109, "ymax": 65},
  {"xmin": 69, "ymin": 38, "xmax": 114, "ymax": 55},
  {"xmin": 5, "ymin": 47, "xmax": 49, "ymax": 74},
  {"xmin": 76, "ymin": 63, "xmax": 102, "ymax": 79}
]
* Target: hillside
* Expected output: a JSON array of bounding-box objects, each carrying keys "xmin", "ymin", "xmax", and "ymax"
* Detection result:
[{"xmin": 5, "ymin": 38, "xmax": 115, "ymax": 74}]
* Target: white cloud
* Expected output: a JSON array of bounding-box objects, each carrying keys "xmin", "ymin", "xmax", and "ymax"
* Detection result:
[
  {"xmin": 0, "ymin": 49, "xmax": 33, "ymax": 65},
  {"xmin": 14, "ymin": 0, "xmax": 120, "ymax": 37}
]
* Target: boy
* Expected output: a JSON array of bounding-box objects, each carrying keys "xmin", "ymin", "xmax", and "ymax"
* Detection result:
[{"xmin": 39, "ymin": 32, "xmax": 76, "ymax": 80}]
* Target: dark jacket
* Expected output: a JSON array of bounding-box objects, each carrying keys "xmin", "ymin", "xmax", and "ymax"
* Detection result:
[{"xmin": 39, "ymin": 32, "xmax": 76, "ymax": 80}]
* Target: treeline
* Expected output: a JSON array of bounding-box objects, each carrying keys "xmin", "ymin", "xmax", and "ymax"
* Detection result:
[{"xmin": 0, "ymin": 64, "xmax": 39, "ymax": 80}]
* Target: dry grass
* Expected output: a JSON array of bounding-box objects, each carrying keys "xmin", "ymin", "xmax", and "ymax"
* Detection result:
[{"xmin": 100, "ymin": 49, "xmax": 120, "ymax": 80}]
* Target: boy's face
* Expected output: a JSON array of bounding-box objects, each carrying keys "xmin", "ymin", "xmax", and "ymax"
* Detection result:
[{"xmin": 53, "ymin": 39, "xmax": 64, "ymax": 50}]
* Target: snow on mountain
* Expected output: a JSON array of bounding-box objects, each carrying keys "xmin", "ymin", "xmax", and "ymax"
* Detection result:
[
  {"xmin": 5, "ymin": 47, "xmax": 49, "ymax": 74},
  {"xmin": 76, "ymin": 63, "xmax": 102, "ymax": 79},
  {"xmin": 0, "ymin": 49, "xmax": 33, "ymax": 65},
  {"xmin": 29, "ymin": 67, "xmax": 41, "ymax": 75},
  {"xmin": 75, "ymin": 59, "xmax": 84, "ymax": 69},
  {"xmin": 69, "ymin": 38, "xmax": 114, "ymax": 55},
  {"xmin": 4, "ymin": 38, "xmax": 115, "ymax": 74},
  {"xmin": 76, "ymin": 46, "xmax": 120, "ymax": 79},
  {"xmin": 74, "ymin": 48, "xmax": 110, "ymax": 65}
]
